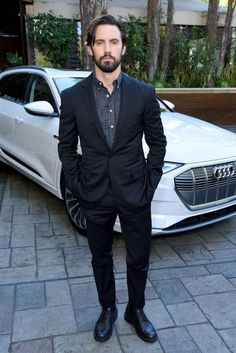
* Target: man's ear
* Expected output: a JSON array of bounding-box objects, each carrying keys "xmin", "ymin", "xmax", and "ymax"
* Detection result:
[
  {"xmin": 122, "ymin": 45, "xmax": 126, "ymax": 56},
  {"xmin": 86, "ymin": 44, "xmax": 93, "ymax": 57}
]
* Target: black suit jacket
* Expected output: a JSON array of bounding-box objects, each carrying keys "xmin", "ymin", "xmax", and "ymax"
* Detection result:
[{"xmin": 58, "ymin": 73, "xmax": 166, "ymax": 210}]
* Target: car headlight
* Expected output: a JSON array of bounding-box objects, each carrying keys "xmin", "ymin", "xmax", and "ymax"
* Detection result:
[{"xmin": 162, "ymin": 162, "xmax": 183, "ymax": 174}]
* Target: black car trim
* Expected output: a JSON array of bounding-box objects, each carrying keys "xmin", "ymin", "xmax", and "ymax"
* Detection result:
[{"xmin": 1, "ymin": 148, "xmax": 42, "ymax": 177}]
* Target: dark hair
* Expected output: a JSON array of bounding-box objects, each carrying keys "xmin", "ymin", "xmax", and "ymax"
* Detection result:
[{"xmin": 86, "ymin": 15, "xmax": 127, "ymax": 47}]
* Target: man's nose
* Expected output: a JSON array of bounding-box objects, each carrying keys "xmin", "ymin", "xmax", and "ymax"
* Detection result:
[{"xmin": 104, "ymin": 42, "xmax": 111, "ymax": 53}]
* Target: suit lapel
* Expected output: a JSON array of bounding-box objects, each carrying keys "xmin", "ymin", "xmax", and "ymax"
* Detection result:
[{"xmin": 79, "ymin": 74, "xmax": 110, "ymax": 149}]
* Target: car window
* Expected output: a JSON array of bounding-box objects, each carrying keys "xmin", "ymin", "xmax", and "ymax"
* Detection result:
[
  {"xmin": 0, "ymin": 73, "xmax": 29, "ymax": 104},
  {"xmin": 53, "ymin": 77, "xmax": 83, "ymax": 93},
  {"xmin": 28, "ymin": 74, "xmax": 57, "ymax": 111}
]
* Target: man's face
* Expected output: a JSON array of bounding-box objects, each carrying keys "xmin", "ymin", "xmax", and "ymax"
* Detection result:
[{"xmin": 88, "ymin": 24, "xmax": 126, "ymax": 73}]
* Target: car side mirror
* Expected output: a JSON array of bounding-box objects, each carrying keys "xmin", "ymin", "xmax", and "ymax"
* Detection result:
[
  {"xmin": 163, "ymin": 100, "xmax": 175, "ymax": 111},
  {"xmin": 24, "ymin": 101, "xmax": 58, "ymax": 117}
]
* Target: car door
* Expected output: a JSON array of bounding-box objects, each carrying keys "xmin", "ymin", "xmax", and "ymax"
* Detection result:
[
  {"xmin": 0, "ymin": 73, "xmax": 30, "ymax": 159},
  {"xmin": 13, "ymin": 73, "xmax": 60, "ymax": 188}
]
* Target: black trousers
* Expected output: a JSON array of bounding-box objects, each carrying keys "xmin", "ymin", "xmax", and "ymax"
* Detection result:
[{"xmin": 84, "ymin": 187, "xmax": 152, "ymax": 309}]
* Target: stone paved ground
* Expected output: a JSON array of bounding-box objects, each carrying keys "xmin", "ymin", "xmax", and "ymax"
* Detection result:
[{"xmin": 1, "ymin": 163, "xmax": 236, "ymax": 353}]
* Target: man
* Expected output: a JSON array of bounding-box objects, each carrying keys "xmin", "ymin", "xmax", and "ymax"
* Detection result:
[{"xmin": 58, "ymin": 15, "xmax": 166, "ymax": 343}]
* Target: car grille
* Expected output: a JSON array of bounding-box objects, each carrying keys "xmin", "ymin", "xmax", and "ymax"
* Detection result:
[{"xmin": 174, "ymin": 161, "xmax": 236, "ymax": 209}]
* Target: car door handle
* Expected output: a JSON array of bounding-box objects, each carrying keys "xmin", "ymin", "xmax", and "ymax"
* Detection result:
[{"xmin": 15, "ymin": 117, "xmax": 23, "ymax": 123}]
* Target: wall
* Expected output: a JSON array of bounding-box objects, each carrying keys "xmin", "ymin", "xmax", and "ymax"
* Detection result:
[{"xmin": 157, "ymin": 88, "xmax": 236, "ymax": 125}]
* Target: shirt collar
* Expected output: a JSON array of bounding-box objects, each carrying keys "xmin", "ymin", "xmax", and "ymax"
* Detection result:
[{"xmin": 93, "ymin": 71, "xmax": 123, "ymax": 89}]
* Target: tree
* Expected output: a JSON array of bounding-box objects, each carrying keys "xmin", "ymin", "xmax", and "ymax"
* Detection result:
[
  {"xmin": 217, "ymin": 0, "xmax": 236, "ymax": 77},
  {"xmin": 27, "ymin": 12, "xmax": 77, "ymax": 68},
  {"xmin": 160, "ymin": 0, "xmax": 174, "ymax": 81},
  {"xmin": 147, "ymin": 0, "xmax": 161, "ymax": 80},
  {"xmin": 206, "ymin": 0, "xmax": 220, "ymax": 84},
  {"xmin": 80, "ymin": 0, "xmax": 97, "ymax": 69}
]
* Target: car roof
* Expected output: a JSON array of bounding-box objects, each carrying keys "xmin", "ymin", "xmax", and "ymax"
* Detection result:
[{"xmin": 1, "ymin": 65, "xmax": 91, "ymax": 79}]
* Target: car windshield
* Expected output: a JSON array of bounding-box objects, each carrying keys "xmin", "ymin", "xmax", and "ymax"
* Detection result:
[{"xmin": 53, "ymin": 77, "xmax": 83, "ymax": 93}]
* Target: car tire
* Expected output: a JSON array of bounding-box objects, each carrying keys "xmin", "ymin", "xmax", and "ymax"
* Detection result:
[{"xmin": 63, "ymin": 184, "xmax": 87, "ymax": 235}]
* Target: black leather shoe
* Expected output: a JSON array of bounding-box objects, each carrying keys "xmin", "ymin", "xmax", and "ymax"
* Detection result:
[
  {"xmin": 124, "ymin": 306, "xmax": 157, "ymax": 343},
  {"xmin": 94, "ymin": 306, "xmax": 118, "ymax": 342}
]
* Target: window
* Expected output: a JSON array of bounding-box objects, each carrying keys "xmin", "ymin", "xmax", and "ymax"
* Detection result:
[
  {"xmin": 0, "ymin": 73, "xmax": 29, "ymax": 104},
  {"xmin": 28, "ymin": 75, "xmax": 57, "ymax": 111}
]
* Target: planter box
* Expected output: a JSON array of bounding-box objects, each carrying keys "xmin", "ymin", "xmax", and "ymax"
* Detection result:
[{"xmin": 156, "ymin": 88, "xmax": 236, "ymax": 125}]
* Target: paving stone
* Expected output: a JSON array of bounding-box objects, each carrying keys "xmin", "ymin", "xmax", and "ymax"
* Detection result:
[
  {"xmin": 152, "ymin": 278, "xmax": 192, "ymax": 304},
  {"xmin": 203, "ymin": 241, "xmax": 235, "ymax": 251},
  {"xmin": 74, "ymin": 305, "xmax": 101, "ymax": 332},
  {"xmin": 153, "ymin": 243, "xmax": 181, "ymax": 260},
  {"xmin": 149, "ymin": 258, "xmax": 186, "ymax": 270},
  {"xmin": 219, "ymin": 328, "xmax": 236, "ymax": 353},
  {"xmin": 12, "ymin": 305, "xmax": 76, "ymax": 341},
  {"xmin": 36, "ymin": 235, "xmax": 77, "ymax": 249},
  {"xmin": 211, "ymin": 248, "xmax": 236, "ymax": 258},
  {"xmin": 148, "ymin": 265, "xmax": 208, "ymax": 281},
  {"xmin": 167, "ymin": 302, "xmax": 207, "ymax": 325},
  {"xmin": 166, "ymin": 233, "xmax": 205, "ymax": 245},
  {"xmin": 0, "ymin": 265, "xmax": 36, "ymax": 284},
  {"xmin": 198, "ymin": 226, "xmax": 227, "ymax": 242},
  {"xmin": 35, "ymin": 223, "xmax": 54, "ymax": 237},
  {"xmin": 0, "ymin": 248, "xmax": 11, "ymax": 268},
  {"xmin": 66, "ymin": 259, "xmax": 93, "ymax": 277},
  {"xmin": 0, "ymin": 235, "xmax": 10, "ymax": 248},
  {"xmin": 119, "ymin": 334, "xmax": 163, "ymax": 353},
  {"xmin": 15, "ymin": 282, "xmax": 45, "ymax": 310},
  {"xmin": 52, "ymin": 221, "xmax": 75, "ymax": 236},
  {"xmin": 187, "ymin": 323, "xmax": 231, "ymax": 353},
  {"xmin": 13, "ymin": 213, "xmax": 49, "ymax": 224},
  {"xmin": 46, "ymin": 280, "xmax": 72, "ymax": 306},
  {"xmin": 195, "ymin": 292, "xmax": 236, "ymax": 329},
  {"xmin": 71, "ymin": 282, "xmax": 99, "ymax": 308},
  {"xmin": 37, "ymin": 248, "xmax": 64, "ymax": 266},
  {"xmin": 181, "ymin": 274, "xmax": 235, "ymax": 295},
  {"xmin": 0, "ymin": 205, "xmax": 13, "ymax": 222},
  {"xmin": 0, "ymin": 334, "xmax": 10, "ymax": 353},
  {"xmin": 158, "ymin": 327, "xmax": 201, "ymax": 353},
  {"xmin": 29, "ymin": 202, "xmax": 48, "ymax": 215},
  {"xmin": 11, "ymin": 247, "xmax": 36, "ymax": 267},
  {"xmin": 54, "ymin": 332, "xmax": 123, "ymax": 353},
  {"xmin": 0, "ymin": 285, "xmax": 14, "ymax": 334},
  {"xmin": 224, "ymin": 231, "xmax": 236, "ymax": 245},
  {"xmin": 11, "ymin": 338, "xmax": 53, "ymax": 353},
  {"xmin": 0, "ymin": 222, "xmax": 11, "ymax": 236},
  {"xmin": 63, "ymin": 246, "xmax": 92, "ymax": 261},
  {"xmin": 11, "ymin": 224, "xmax": 35, "ymax": 247},
  {"xmin": 206, "ymin": 262, "xmax": 236, "ymax": 278},
  {"xmin": 230, "ymin": 278, "xmax": 236, "ymax": 287},
  {"xmin": 13, "ymin": 201, "xmax": 29, "ymax": 215},
  {"xmin": 36, "ymin": 264, "xmax": 67, "ymax": 281},
  {"xmin": 174, "ymin": 244, "xmax": 213, "ymax": 261}
]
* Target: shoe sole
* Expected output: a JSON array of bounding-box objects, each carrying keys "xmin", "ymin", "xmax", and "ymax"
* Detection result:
[
  {"xmin": 124, "ymin": 312, "xmax": 158, "ymax": 343},
  {"xmin": 94, "ymin": 310, "xmax": 118, "ymax": 342}
]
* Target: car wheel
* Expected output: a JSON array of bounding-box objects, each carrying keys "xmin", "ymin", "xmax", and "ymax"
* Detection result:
[{"xmin": 64, "ymin": 185, "xmax": 87, "ymax": 235}]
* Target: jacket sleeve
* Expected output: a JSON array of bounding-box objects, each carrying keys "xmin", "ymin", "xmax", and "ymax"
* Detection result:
[
  {"xmin": 143, "ymin": 86, "xmax": 167, "ymax": 197},
  {"xmin": 58, "ymin": 89, "xmax": 81, "ymax": 194}
]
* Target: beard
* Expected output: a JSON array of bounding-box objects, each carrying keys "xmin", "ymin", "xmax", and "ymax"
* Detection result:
[{"xmin": 93, "ymin": 53, "xmax": 122, "ymax": 73}]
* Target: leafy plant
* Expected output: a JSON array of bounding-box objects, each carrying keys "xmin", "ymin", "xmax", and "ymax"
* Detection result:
[
  {"xmin": 122, "ymin": 15, "xmax": 148, "ymax": 81},
  {"xmin": 27, "ymin": 11, "xmax": 77, "ymax": 68},
  {"xmin": 6, "ymin": 52, "xmax": 23, "ymax": 66}
]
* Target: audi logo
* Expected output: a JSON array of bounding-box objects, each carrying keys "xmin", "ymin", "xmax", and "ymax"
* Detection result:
[{"xmin": 213, "ymin": 164, "xmax": 236, "ymax": 180}]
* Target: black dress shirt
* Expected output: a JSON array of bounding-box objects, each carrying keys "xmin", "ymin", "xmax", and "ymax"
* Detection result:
[{"xmin": 93, "ymin": 72, "xmax": 122, "ymax": 148}]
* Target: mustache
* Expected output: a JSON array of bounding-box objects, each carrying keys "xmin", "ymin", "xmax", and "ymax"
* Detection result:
[{"xmin": 101, "ymin": 53, "xmax": 115, "ymax": 60}]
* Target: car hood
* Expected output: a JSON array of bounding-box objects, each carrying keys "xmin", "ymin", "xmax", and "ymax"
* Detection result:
[{"xmin": 144, "ymin": 112, "xmax": 236, "ymax": 164}]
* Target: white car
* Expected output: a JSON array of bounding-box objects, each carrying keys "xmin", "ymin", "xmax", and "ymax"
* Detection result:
[{"xmin": 0, "ymin": 66, "xmax": 236, "ymax": 235}]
